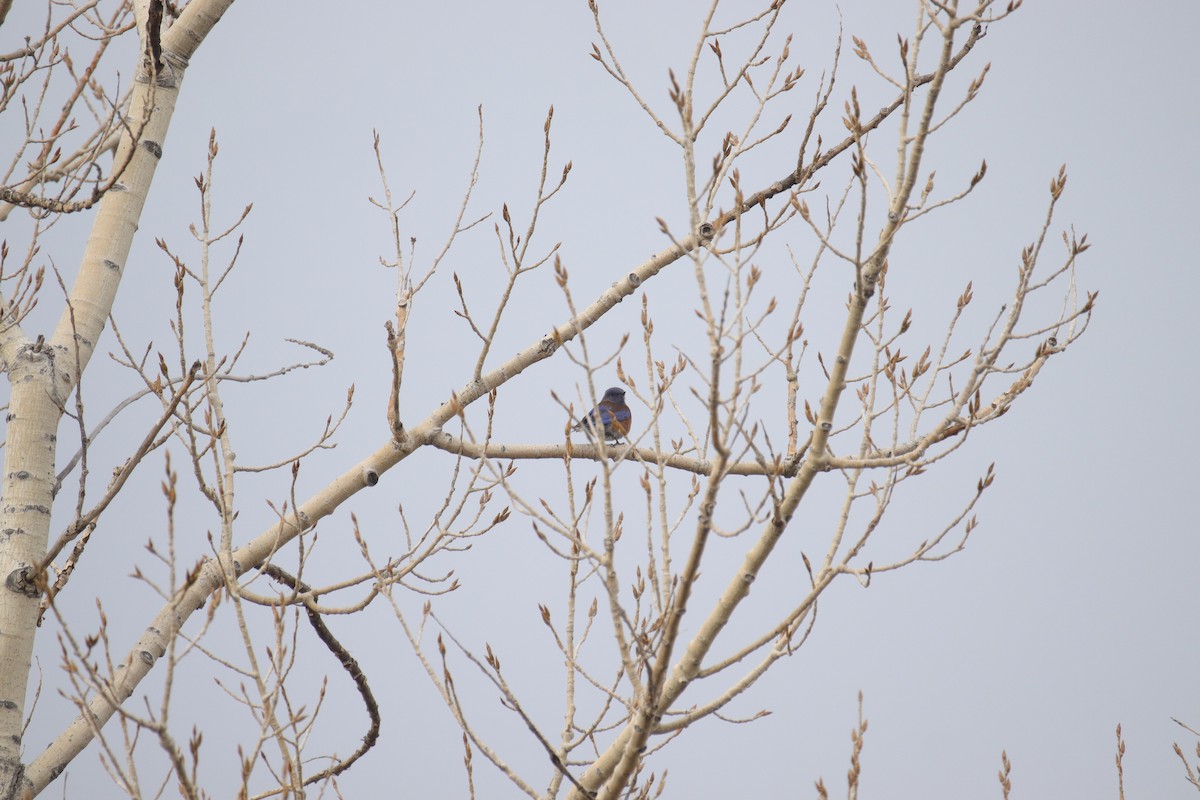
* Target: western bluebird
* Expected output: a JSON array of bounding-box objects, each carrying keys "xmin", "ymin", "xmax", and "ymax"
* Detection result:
[{"xmin": 573, "ymin": 387, "xmax": 632, "ymax": 443}]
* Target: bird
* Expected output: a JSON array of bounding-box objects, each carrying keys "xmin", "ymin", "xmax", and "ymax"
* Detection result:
[{"xmin": 573, "ymin": 387, "xmax": 632, "ymax": 443}]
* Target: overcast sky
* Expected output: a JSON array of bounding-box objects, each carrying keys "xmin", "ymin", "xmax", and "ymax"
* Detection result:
[{"xmin": 3, "ymin": 1, "xmax": 1198, "ymax": 798}]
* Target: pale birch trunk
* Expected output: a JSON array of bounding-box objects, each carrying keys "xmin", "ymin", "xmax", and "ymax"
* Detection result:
[{"xmin": 0, "ymin": 2, "xmax": 234, "ymax": 796}]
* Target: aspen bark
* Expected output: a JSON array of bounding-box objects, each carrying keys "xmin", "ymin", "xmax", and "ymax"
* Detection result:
[{"xmin": 0, "ymin": 2, "xmax": 234, "ymax": 796}]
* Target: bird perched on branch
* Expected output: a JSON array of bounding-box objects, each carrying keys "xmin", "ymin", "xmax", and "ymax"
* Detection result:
[{"xmin": 573, "ymin": 387, "xmax": 632, "ymax": 443}]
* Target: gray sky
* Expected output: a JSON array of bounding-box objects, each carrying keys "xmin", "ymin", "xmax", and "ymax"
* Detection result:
[{"xmin": 4, "ymin": 1, "xmax": 1197, "ymax": 798}]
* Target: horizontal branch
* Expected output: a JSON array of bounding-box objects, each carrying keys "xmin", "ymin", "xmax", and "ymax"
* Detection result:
[{"xmin": 427, "ymin": 431, "xmax": 803, "ymax": 477}]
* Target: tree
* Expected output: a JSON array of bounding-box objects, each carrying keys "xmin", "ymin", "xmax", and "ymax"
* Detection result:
[{"xmin": 0, "ymin": 0, "xmax": 1103, "ymax": 797}]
